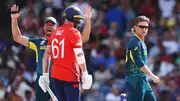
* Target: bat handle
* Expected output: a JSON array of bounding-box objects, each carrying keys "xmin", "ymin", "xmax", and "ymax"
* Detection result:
[{"xmin": 47, "ymin": 86, "xmax": 58, "ymax": 101}]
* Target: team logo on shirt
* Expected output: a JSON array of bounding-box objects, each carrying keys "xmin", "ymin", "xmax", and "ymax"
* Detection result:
[
  {"xmin": 134, "ymin": 46, "xmax": 138, "ymax": 50},
  {"xmin": 40, "ymin": 40, "xmax": 46, "ymax": 45}
]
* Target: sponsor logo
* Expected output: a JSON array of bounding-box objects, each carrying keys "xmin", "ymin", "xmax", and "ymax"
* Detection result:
[
  {"xmin": 144, "ymin": 51, "xmax": 147, "ymax": 55},
  {"xmin": 40, "ymin": 45, "xmax": 47, "ymax": 50},
  {"xmin": 134, "ymin": 46, "xmax": 138, "ymax": 50}
]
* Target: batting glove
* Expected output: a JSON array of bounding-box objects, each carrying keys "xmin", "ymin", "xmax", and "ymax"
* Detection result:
[
  {"xmin": 39, "ymin": 73, "xmax": 49, "ymax": 93},
  {"xmin": 82, "ymin": 71, "xmax": 93, "ymax": 90}
]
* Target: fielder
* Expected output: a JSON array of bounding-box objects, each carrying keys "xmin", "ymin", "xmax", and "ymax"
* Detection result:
[{"xmin": 125, "ymin": 15, "xmax": 160, "ymax": 101}]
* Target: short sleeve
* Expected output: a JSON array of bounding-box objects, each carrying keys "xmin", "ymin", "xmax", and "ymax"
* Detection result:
[
  {"xmin": 28, "ymin": 38, "xmax": 39, "ymax": 51},
  {"xmin": 69, "ymin": 30, "xmax": 82, "ymax": 48}
]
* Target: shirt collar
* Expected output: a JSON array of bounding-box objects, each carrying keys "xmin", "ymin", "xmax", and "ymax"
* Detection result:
[{"xmin": 134, "ymin": 34, "xmax": 143, "ymax": 41}]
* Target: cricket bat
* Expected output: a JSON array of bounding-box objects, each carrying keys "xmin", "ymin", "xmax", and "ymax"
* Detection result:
[{"xmin": 47, "ymin": 86, "xmax": 58, "ymax": 101}]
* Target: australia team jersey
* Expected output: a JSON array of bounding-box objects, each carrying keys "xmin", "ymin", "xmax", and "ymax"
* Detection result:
[
  {"xmin": 28, "ymin": 38, "xmax": 49, "ymax": 74},
  {"xmin": 125, "ymin": 35, "xmax": 148, "ymax": 77},
  {"xmin": 48, "ymin": 23, "xmax": 82, "ymax": 82}
]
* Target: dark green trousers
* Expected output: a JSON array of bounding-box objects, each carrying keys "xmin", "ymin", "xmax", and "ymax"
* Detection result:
[{"xmin": 125, "ymin": 75, "xmax": 157, "ymax": 101}]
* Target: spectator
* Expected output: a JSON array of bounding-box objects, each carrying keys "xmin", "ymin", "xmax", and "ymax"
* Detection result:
[
  {"xmin": 168, "ymin": 79, "xmax": 180, "ymax": 101},
  {"xmin": 120, "ymin": 0, "xmax": 135, "ymax": 32},
  {"xmin": 0, "ymin": 80, "xmax": 6, "ymax": 100},
  {"xmin": 158, "ymin": 0, "xmax": 176, "ymax": 18},
  {"xmin": 7, "ymin": 85, "xmax": 23, "ymax": 101},
  {"xmin": 39, "ymin": 0, "xmax": 61, "ymax": 25},
  {"xmin": 105, "ymin": 1, "xmax": 126, "ymax": 38},
  {"xmin": 105, "ymin": 86, "xmax": 121, "ymax": 101},
  {"xmin": 96, "ymin": 45, "xmax": 117, "ymax": 69},
  {"xmin": 71, "ymin": 0, "xmax": 88, "ymax": 12},
  {"xmin": 159, "ymin": 90, "xmax": 170, "ymax": 101},
  {"xmin": 23, "ymin": 90, "xmax": 34, "ymax": 101},
  {"xmin": 138, "ymin": 0, "xmax": 156, "ymax": 17},
  {"xmin": 7, "ymin": 74, "xmax": 33, "ymax": 100},
  {"xmin": 72, "ymin": 0, "xmax": 97, "ymax": 21},
  {"xmin": 93, "ymin": 63, "xmax": 113, "ymax": 84},
  {"xmin": 85, "ymin": 82, "xmax": 105, "ymax": 101}
]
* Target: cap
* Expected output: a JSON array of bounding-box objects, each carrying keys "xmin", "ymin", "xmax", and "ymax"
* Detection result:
[{"xmin": 44, "ymin": 17, "xmax": 57, "ymax": 25}]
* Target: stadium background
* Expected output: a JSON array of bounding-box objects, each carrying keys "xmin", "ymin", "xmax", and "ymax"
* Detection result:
[{"xmin": 0, "ymin": 0, "xmax": 179, "ymax": 101}]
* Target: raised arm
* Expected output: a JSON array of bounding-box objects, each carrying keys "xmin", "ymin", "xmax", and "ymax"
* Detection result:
[
  {"xmin": 81, "ymin": 5, "xmax": 92, "ymax": 43},
  {"xmin": 11, "ymin": 4, "xmax": 29, "ymax": 47}
]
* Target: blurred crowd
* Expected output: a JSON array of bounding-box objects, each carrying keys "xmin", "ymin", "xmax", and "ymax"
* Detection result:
[{"xmin": 0, "ymin": 0, "xmax": 180, "ymax": 101}]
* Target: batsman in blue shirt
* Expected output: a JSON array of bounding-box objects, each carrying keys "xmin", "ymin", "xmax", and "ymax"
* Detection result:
[{"xmin": 125, "ymin": 16, "xmax": 160, "ymax": 101}]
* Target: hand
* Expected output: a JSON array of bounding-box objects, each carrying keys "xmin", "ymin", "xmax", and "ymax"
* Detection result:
[
  {"xmin": 38, "ymin": 73, "xmax": 49, "ymax": 93},
  {"xmin": 83, "ymin": 5, "xmax": 92, "ymax": 20},
  {"xmin": 151, "ymin": 75, "xmax": 160, "ymax": 83},
  {"xmin": 11, "ymin": 4, "xmax": 22, "ymax": 19},
  {"xmin": 82, "ymin": 72, "xmax": 93, "ymax": 90}
]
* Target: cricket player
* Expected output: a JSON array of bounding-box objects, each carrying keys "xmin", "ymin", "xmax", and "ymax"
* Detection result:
[
  {"xmin": 39, "ymin": 6, "xmax": 93, "ymax": 101},
  {"xmin": 125, "ymin": 15, "xmax": 160, "ymax": 101},
  {"xmin": 11, "ymin": 4, "xmax": 92, "ymax": 101}
]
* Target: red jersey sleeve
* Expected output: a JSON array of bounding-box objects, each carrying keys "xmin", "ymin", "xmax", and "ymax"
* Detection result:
[{"xmin": 69, "ymin": 29, "xmax": 82, "ymax": 48}]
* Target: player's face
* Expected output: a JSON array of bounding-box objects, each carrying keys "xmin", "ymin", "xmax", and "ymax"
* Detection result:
[
  {"xmin": 134, "ymin": 21, "xmax": 149, "ymax": 37},
  {"xmin": 44, "ymin": 21, "xmax": 57, "ymax": 37}
]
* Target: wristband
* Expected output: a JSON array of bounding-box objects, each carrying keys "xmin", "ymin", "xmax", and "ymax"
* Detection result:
[
  {"xmin": 43, "ymin": 73, "xmax": 48, "ymax": 76},
  {"xmin": 11, "ymin": 11, "xmax": 18, "ymax": 14}
]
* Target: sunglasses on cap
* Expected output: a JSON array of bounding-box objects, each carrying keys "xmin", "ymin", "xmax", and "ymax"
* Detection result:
[{"xmin": 137, "ymin": 25, "xmax": 148, "ymax": 29}]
